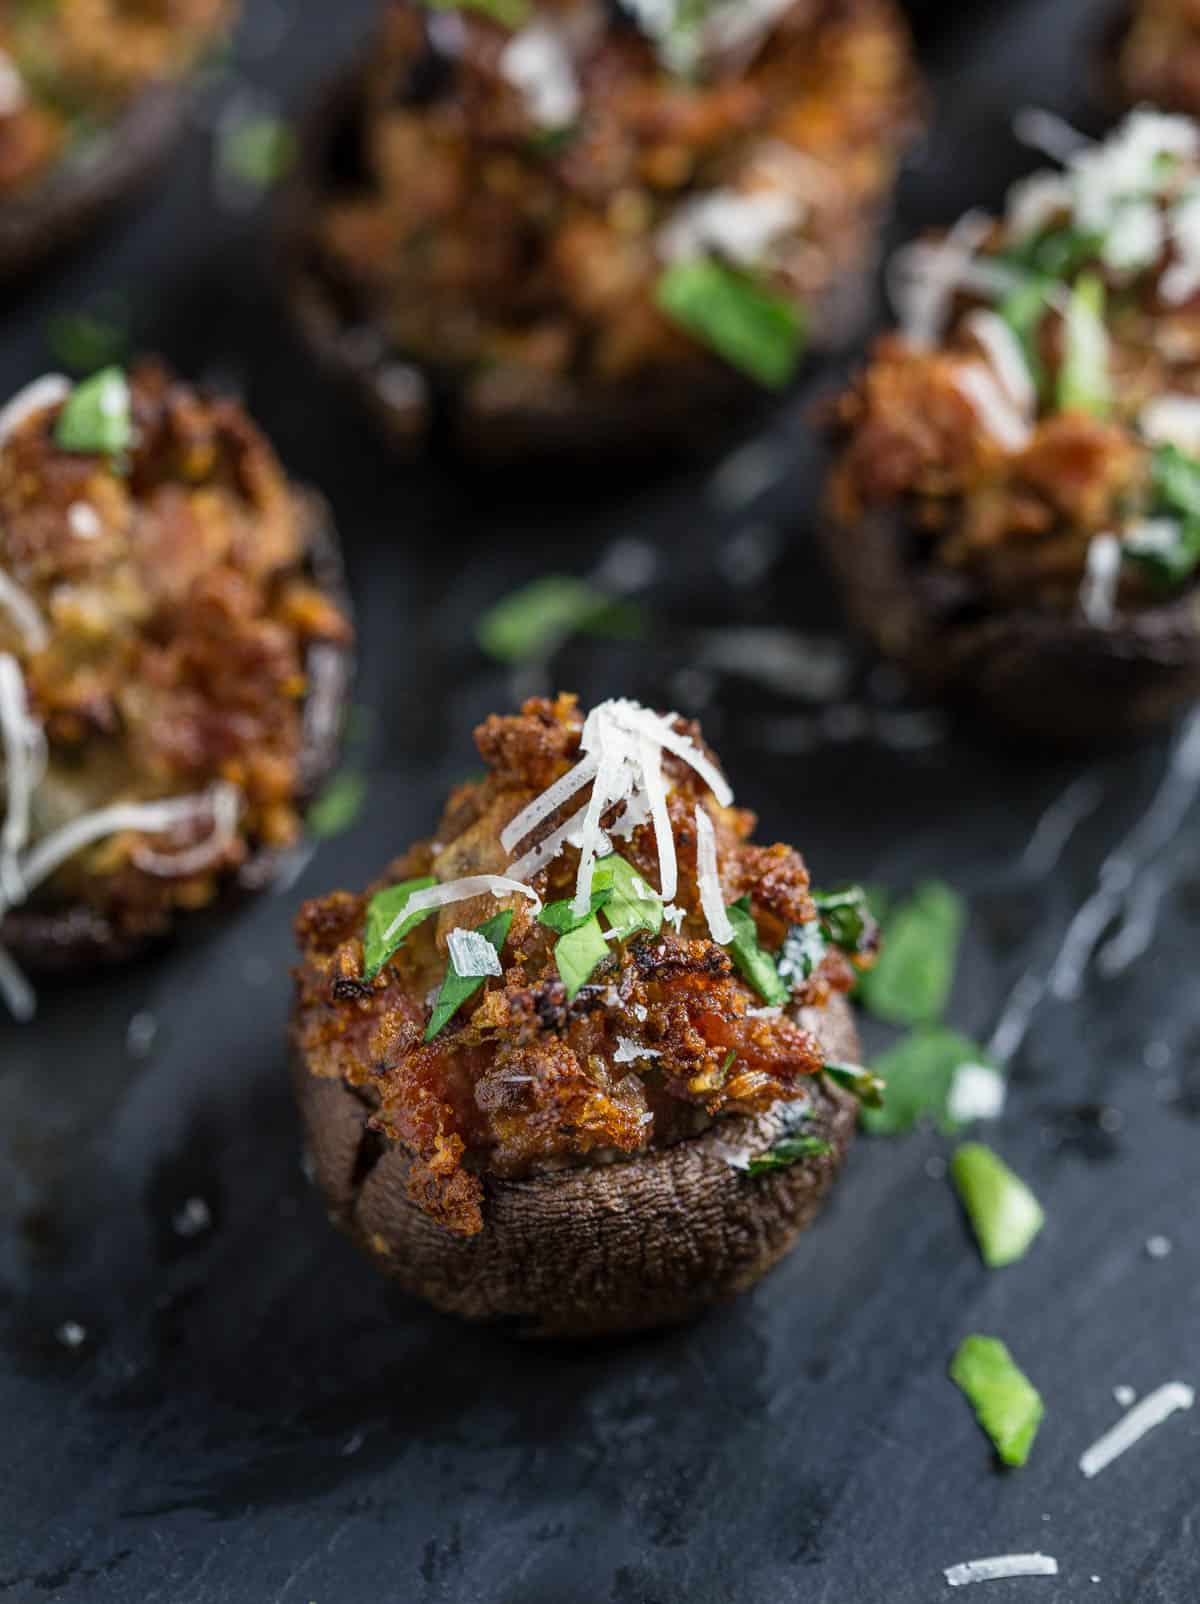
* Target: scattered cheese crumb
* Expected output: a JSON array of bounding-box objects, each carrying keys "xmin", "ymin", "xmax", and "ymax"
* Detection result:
[
  {"xmin": 173, "ymin": 1197, "xmax": 212, "ymax": 1238},
  {"xmin": 1146, "ymin": 1234, "xmax": 1173, "ymax": 1260},
  {"xmin": 56, "ymin": 1320, "xmax": 87, "ymax": 1349}
]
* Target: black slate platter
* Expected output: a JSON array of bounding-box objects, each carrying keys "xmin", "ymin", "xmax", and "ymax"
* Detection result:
[{"xmin": 3, "ymin": 2, "xmax": 1199, "ymax": 1601}]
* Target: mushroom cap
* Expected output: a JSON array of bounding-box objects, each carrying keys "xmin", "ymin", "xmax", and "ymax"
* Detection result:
[
  {"xmin": 278, "ymin": 66, "xmax": 888, "ymax": 465},
  {"xmin": 293, "ymin": 992, "xmax": 861, "ymax": 1339},
  {"xmin": 821, "ymin": 506, "xmax": 1200, "ymax": 746},
  {"xmin": 0, "ymin": 85, "xmax": 186, "ymax": 283},
  {"xmin": 0, "ymin": 490, "xmax": 354, "ymax": 973}
]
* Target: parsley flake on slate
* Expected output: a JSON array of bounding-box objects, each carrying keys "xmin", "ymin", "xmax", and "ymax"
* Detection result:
[
  {"xmin": 54, "ymin": 367, "xmax": 131, "ymax": 458},
  {"xmin": 307, "ymin": 771, "xmax": 367, "ymax": 841},
  {"xmin": 477, "ymin": 575, "xmax": 645, "ymax": 663},
  {"xmin": 655, "ymin": 258, "xmax": 806, "ymax": 391},
  {"xmin": 859, "ymin": 880, "xmax": 964, "ymax": 1027},
  {"xmin": 863, "ymin": 1027, "xmax": 995, "ymax": 1137},
  {"xmin": 951, "ymin": 1143, "xmax": 1044, "ymax": 1269},
  {"xmin": 425, "ymin": 910, "xmax": 514, "ymax": 1040},
  {"xmin": 950, "ymin": 1334, "xmax": 1044, "ymax": 1468},
  {"xmin": 362, "ymin": 875, "xmax": 438, "ymax": 980}
]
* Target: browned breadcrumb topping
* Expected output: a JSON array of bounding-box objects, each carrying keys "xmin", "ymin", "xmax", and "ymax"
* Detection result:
[
  {"xmin": 0, "ymin": 362, "xmax": 350, "ymax": 938},
  {"xmin": 293, "ymin": 694, "xmax": 869, "ymax": 1237},
  {"xmin": 0, "ymin": 0, "xmax": 233, "ymax": 198},
  {"xmin": 311, "ymin": 0, "xmax": 919, "ymax": 388}
]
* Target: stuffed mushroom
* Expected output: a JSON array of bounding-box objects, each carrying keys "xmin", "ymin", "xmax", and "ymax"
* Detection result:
[
  {"xmin": 284, "ymin": 0, "xmax": 922, "ymax": 461},
  {"xmin": 292, "ymin": 694, "xmax": 879, "ymax": 1337},
  {"xmin": 0, "ymin": 0, "xmax": 235, "ymax": 279},
  {"xmin": 0, "ymin": 363, "xmax": 353, "ymax": 1012},
  {"xmin": 825, "ymin": 109, "xmax": 1200, "ymax": 745}
]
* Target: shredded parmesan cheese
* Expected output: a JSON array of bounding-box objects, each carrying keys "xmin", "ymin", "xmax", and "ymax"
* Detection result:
[
  {"xmin": 0, "ymin": 50, "xmax": 26, "ymax": 118},
  {"xmin": 0, "ymin": 375, "xmax": 71, "ymax": 445},
  {"xmin": 888, "ymin": 211, "xmax": 996, "ymax": 347},
  {"xmin": 945, "ymin": 1555, "xmax": 1059, "ymax": 1587},
  {"xmin": 447, "ymin": 927, "xmax": 504, "ymax": 978},
  {"xmin": 954, "ymin": 364, "xmax": 1033, "ymax": 452},
  {"xmin": 131, "ymin": 782, "xmax": 241, "ymax": 876},
  {"xmin": 694, "ymin": 804, "xmax": 733, "ymax": 945},
  {"xmin": 1013, "ymin": 106, "xmax": 1090, "ymax": 164},
  {"xmin": 1080, "ymin": 534, "xmax": 1121, "ymax": 627},
  {"xmin": 0, "ymin": 944, "xmax": 35, "ymax": 1022},
  {"xmin": 499, "ymin": 22, "xmax": 580, "ymax": 130},
  {"xmin": 964, "ymin": 310, "xmax": 1036, "ymax": 417},
  {"xmin": 1140, "ymin": 394, "xmax": 1200, "ymax": 452},
  {"xmin": 507, "ymin": 802, "xmax": 591, "ymax": 883},
  {"xmin": 67, "ymin": 502, "xmax": 103, "ymax": 541},
  {"xmin": 0, "ymin": 570, "xmax": 49, "ymax": 653},
  {"xmin": 657, "ymin": 189, "xmax": 803, "ymax": 270},
  {"xmin": 398, "ymin": 875, "xmax": 542, "ymax": 932},
  {"xmin": 1078, "ymin": 1382, "xmax": 1194, "ymax": 1478},
  {"xmin": 0, "ymin": 653, "xmax": 46, "ymax": 903}
]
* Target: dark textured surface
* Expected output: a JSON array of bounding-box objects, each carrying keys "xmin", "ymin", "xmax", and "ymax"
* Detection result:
[{"xmin": 2, "ymin": 2, "xmax": 1199, "ymax": 1601}]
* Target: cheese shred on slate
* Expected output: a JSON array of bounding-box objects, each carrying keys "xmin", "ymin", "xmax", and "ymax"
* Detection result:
[
  {"xmin": 944, "ymin": 1554, "xmax": 1059, "ymax": 1587},
  {"xmin": 1078, "ymin": 1381, "xmax": 1195, "ymax": 1478}
]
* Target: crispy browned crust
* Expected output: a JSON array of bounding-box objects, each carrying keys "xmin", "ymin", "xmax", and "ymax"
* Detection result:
[
  {"xmin": 0, "ymin": 490, "xmax": 354, "ymax": 973},
  {"xmin": 292, "ymin": 992, "xmax": 859, "ymax": 1338},
  {"xmin": 0, "ymin": 84, "xmax": 186, "ymax": 283},
  {"xmin": 279, "ymin": 68, "xmax": 886, "ymax": 464},
  {"xmin": 821, "ymin": 505, "xmax": 1200, "ymax": 744}
]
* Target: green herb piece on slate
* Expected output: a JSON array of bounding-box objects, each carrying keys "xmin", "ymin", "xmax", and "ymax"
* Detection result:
[
  {"xmin": 862, "ymin": 1027, "xmax": 994, "ymax": 1137},
  {"xmin": 724, "ymin": 895, "xmax": 789, "ymax": 1006},
  {"xmin": 307, "ymin": 771, "xmax": 367, "ymax": 841},
  {"xmin": 363, "ymin": 875, "xmax": 438, "ymax": 980},
  {"xmin": 219, "ymin": 113, "xmax": 297, "ymax": 190},
  {"xmin": 47, "ymin": 303, "xmax": 130, "ymax": 375},
  {"xmin": 54, "ymin": 367, "xmax": 131, "ymax": 458},
  {"xmin": 747, "ymin": 1132, "xmax": 833, "ymax": 1176},
  {"xmin": 655, "ymin": 259, "xmax": 806, "ymax": 391},
  {"xmin": 859, "ymin": 880, "xmax": 964, "ymax": 1027},
  {"xmin": 477, "ymin": 575, "xmax": 645, "ymax": 664},
  {"xmin": 950, "ymin": 1334, "xmax": 1044, "ymax": 1468},
  {"xmin": 951, "ymin": 1143, "xmax": 1044, "ymax": 1268},
  {"xmin": 425, "ymin": 910, "xmax": 513, "ymax": 1040}
]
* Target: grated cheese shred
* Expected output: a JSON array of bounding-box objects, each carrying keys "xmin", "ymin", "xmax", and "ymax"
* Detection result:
[
  {"xmin": 1078, "ymin": 1382, "xmax": 1195, "ymax": 1478},
  {"xmin": 694, "ymin": 804, "xmax": 734, "ymax": 945},
  {"xmin": 945, "ymin": 1554, "xmax": 1059, "ymax": 1587}
]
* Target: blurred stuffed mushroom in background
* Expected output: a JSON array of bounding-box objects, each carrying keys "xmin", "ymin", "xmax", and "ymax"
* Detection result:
[
  {"xmin": 0, "ymin": 363, "xmax": 353, "ymax": 1018},
  {"xmin": 1109, "ymin": 0, "xmax": 1200, "ymax": 115},
  {"xmin": 824, "ymin": 109, "xmax": 1200, "ymax": 745},
  {"xmin": 284, "ymin": 0, "xmax": 922, "ymax": 461},
  {"xmin": 292, "ymin": 694, "xmax": 881, "ymax": 1338},
  {"xmin": 0, "ymin": 0, "xmax": 236, "ymax": 279}
]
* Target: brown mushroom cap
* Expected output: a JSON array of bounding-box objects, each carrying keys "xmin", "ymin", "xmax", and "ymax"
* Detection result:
[
  {"xmin": 0, "ymin": 490, "xmax": 354, "ymax": 974},
  {"xmin": 279, "ymin": 67, "xmax": 887, "ymax": 464},
  {"xmin": 0, "ymin": 85, "xmax": 186, "ymax": 284},
  {"xmin": 821, "ymin": 506, "xmax": 1200, "ymax": 746},
  {"xmin": 292, "ymin": 993, "xmax": 860, "ymax": 1339}
]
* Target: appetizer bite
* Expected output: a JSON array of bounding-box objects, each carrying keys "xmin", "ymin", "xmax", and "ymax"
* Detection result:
[
  {"xmin": 292, "ymin": 694, "xmax": 879, "ymax": 1337},
  {"xmin": 285, "ymin": 0, "xmax": 921, "ymax": 460},
  {"xmin": 0, "ymin": 1, "xmax": 234, "ymax": 278},
  {"xmin": 826, "ymin": 109, "xmax": 1200, "ymax": 744},
  {"xmin": 0, "ymin": 364, "xmax": 353, "ymax": 1013},
  {"xmin": 1110, "ymin": 0, "xmax": 1200, "ymax": 114}
]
